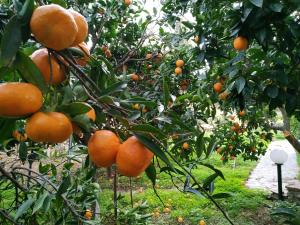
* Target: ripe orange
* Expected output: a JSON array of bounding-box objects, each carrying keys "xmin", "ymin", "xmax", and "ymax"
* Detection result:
[
  {"xmin": 131, "ymin": 73, "xmax": 139, "ymax": 81},
  {"xmin": 163, "ymin": 207, "xmax": 171, "ymax": 213},
  {"xmin": 178, "ymin": 217, "xmax": 184, "ymax": 223},
  {"xmin": 12, "ymin": 130, "xmax": 27, "ymax": 142},
  {"xmin": 84, "ymin": 209, "xmax": 92, "ymax": 220},
  {"xmin": 68, "ymin": 10, "xmax": 88, "ymax": 46},
  {"xmin": 194, "ymin": 35, "xmax": 200, "ymax": 43},
  {"xmin": 88, "ymin": 130, "xmax": 121, "ymax": 167},
  {"xmin": 216, "ymin": 147, "xmax": 222, "ymax": 154},
  {"xmin": 213, "ymin": 82, "xmax": 222, "ymax": 93},
  {"xmin": 228, "ymin": 115, "xmax": 235, "ymax": 120},
  {"xmin": 199, "ymin": 220, "xmax": 206, "ymax": 225},
  {"xmin": 124, "ymin": 0, "xmax": 132, "ymax": 6},
  {"xmin": 26, "ymin": 112, "xmax": 73, "ymax": 143},
  {"xmin": 86, "ymin": 107, "xmax": 96, "ymax": 121},
  {"xmin": 0, "ymin": 83, "xmax": 43, "ymax": 117},
  {"xmin": 75, "ymin": 42, "xmax": 90, "ymax": 66},
  {"xmin": 176, "ymin": 59, "xmax": 184, "ymax": 67},
  {"xmin": 233, "ymin": 36, "xmax": 248, "ymax": 51},
  {"xmin": 30, "ymin": 4, "xmax": 78, "ymax": 50},
  {"xmin": 116, "ymin": 136, "xmax": 154, "ymax": 177},
  {"xmin": 105, "ymin": 49, "xmax": 112, "ymax": 58},
  {"xmin": 182, "ymin": 142, "xmax": 189, "ymax": 150},
  {"xmin": 31, "ymin": 49, "xmax": 66, "ymax": 84},
  {"xmin": 239, "ymin": 110, "xmax": 246, "ymax": 117},
  {"xmin": 175, "ymin": 67, "xmax": 182, "ymax": 75},
  {"xmin": 132, "ymin": 104, "xmax": 140, "ymax": 110},
  {"xmin": 101, "ymin": 45, "xmax": 108, "ymax": 52}
]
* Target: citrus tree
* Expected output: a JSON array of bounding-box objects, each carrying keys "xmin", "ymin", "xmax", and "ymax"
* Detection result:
[{"xmin": 1, "ymin": 0, "xmax": 294, "ymax": 224}]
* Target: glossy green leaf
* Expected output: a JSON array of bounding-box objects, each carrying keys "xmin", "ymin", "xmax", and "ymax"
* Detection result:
[
  {"xmin": 235, "ymin": 77, "xmax": 246, "ymax": 94},
  {"xmin": 32, "ymin": 192, "xmax": 48, "ymax": 214},
  {"xmin": 134, "ymin": 133, "xmax": 174, "ymax": 170},
  {"xmin": 14, "ymin": 51, "xmax": 47, "ymax": 93},
  {"xmin": 57, "ymin": 102, "xmax": 92, "ymax": 117},
  {"xmin": 51, "ymin": 0, "xmax": 67, "ymax": 8},
  {"xmin": 15, "ymin": 197, "xmax": 34, "ymax": 219},
  {"xmin": 100, "ymin": 81, "xmax": 127, "ymax": 95},
  {"xmin": 0, "ymin": 15, "xmax": 22, "ymax": 66},
  {"xmin": 18, "ymin": 0, "xmax": 34, "ymax": 23},
  {"xmin": 19, "ymin": 142, "xmax": 27, "ymax": 162},
  {"xmin": 266, "ymin": 85, "xmax": 279, "ymax": 98},
  {"xmin": 212, "ymin": 192, "xmax": 233, "ymax": 199},
  {"xmin": 130, "ymin": 124, "xmax": 166, "ymax": 138},
  {"xmin": 56, "ymin": 175, "xmax": 71, "ymax": 196},
  {"xmin": 202, "ymin": 173, "xmax": 218, "ymax": 188},
  {"xmin": 250, "ymin": 0, "xmax": 263, "ymax": 7}
]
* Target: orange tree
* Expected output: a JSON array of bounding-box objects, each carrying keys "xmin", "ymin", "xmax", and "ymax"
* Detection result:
[
  {"xmin": 0, "ymin": 0, "xmax": 288, "ymax": 224},
  {"xmin": 161, "ymin": 0, "xmax": 300, "ymax": 155}
]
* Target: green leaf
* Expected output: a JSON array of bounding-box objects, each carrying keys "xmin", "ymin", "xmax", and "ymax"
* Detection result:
[
  {"xmin": 134, "ymin": 133, "xmax": 174, "ymax": 170},
  {"xmin": 0, "ymin": 15, "xmax": 22, "ymax": 66},
  {"xmin": 57, "ymin": 102, "xmax": 92, "ymax": 117},
  {"xmin": 32, "ymin": 192, "xmax": 48, "ymax": 214},
  {"xmin": 266, "ymin": 85, "xmax": 279, "ymax": 98},
  {"xmin": 18, "ymin": 0, "xmax": 34, "ymax": 23},
  {"xmin": 160, "ymin": 166, "xmax": 185, "ymax": 176},
  {"xmin": 72, "ymin": 114, "xmax": 92, "ymax": 132},
  {"xmin": 203, "ymin": 173, "xmax": 218, "ymax": 188},
  {"xmin": 212, "ymin": 192, "xmax": 233, "ymax": 199},
  {"xmin": 15, "ymin": 197, "xmax": 34, "ymax": 219},
  {"xmin": 42, "ymin": 194, "xmax": 53, "ymax": 211},
  {"xmin": 122, "ymin": 98, "xmax": 156, "ymax": 109},
  {"xmin": 56, "ymin": 175, "xmax": 71, "ymax": 196},
  {"xmin": 14, "ymin": 51, "xmax": 47, "ymax": 93},
  {"xmin": 19, "ymin": 142, "xmax": 27, "ymax": 162},
  {"xmin": 235, "ymin": 77, "xmax": 246, "ymax": 94},
  {"xmin": 145, "ymin": 163, "xmax": 156, "ymax": 186},
  {"xmin": 269, "ymin": 3, "xmax": 283, "ymax": 12},
  {"xmin": 199, "ymin": 163, "xmax": 225, "ymax": 180},
  {"xmin": 50, "ymin": 0, "xmax": 67, "ymax": 8},
  {"xmin": 100, "ymin": 81, "xmax": 127, "ymax": 95},
  {"xmin": 0, "ymin": 118, "xmax": 16, "ymax": 142},
  {"xmin": 184, "ymin": 187, "xmax": 204, "ymax": 198},
  {"xmin": 250, "ymin": 0, "xmax": 263, "ymax": 8},
  {"xmin": 130, "ymin": 124, "xmax": 166, "ymax": 138},
  {"xmin": 205, "ymin": 136, "xmax": 217, "ymax": 158}
]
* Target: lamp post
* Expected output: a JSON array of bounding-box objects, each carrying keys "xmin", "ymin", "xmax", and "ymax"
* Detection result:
[{"xmin": 270, "ymin": 149, "xmax": 288, "ymax": 200}]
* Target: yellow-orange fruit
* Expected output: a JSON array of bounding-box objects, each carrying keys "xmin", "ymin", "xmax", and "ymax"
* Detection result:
[
  {"xmin": 175, "ymin": 67, "xmax": 182, "ymax": 75},
  {"xmin": 86, "ymin": 108, "xmax": 96, "ymax": 121},
  {"xmin": 75, "ymin": 42, "xmax": 90, "ymax": 66},
  {"xmin": 213, "ymin": 82, "xmax": 222, "ymax": 93},
  {"xmin": 239, "ymin": 110, "xmax": 246, "ymax": 117},
  {"xmin": 0, "ymin": 83, "xmax": 43, "ymax": 117},
  {"xmin": 84, "ymin": 210, "xmax": 92, "ymax": 220},
  {"xmin": 31, "ymin": 49, "xmax": 66, "ymax": 85},
  {"xmin": 30, "ymin": 4, "xmax": 78, "ymax": 50},
  {"xmin": 218, "ymin": 91, "xmax": 229, "ymax": 100},
  {"xmin": 199, "ymin": 220, "xmax": 206, "ymax": 225},
  {"xmin": 233, "ymin": 36, "xmax": 248, "ymax": 51},
  {"xmin": 194, "ymin": 36, "xmax": 200, "ymax": 43},
  {"xmin": 131, "ymin": 73, "xmax": 139, "ymax": 81},
  {"xmin": 68, "ymin": 9, "xmax": 88, "ymax": 46},
  {"xmin": 116, "ymin": 136, "xmax": 154, "ymax": 177},
  {"xmin": 182, "ymin": 142, "xmax": 189, "ymax": 150},
  {"xmin": 88, "ymin": 130, "xmax": 121, "ymax": 167},
  {"xmin": 25, "ymin": 112, "xmax": 73, "ymax": 143},
  {"xmin": 176, "ymin": 59, "xmax": 184, "ymax": 67},
  {"xmin": 105, "ymin": 50, "xmax": 112, "ymax": 58},
  {"xmin": 124, "ymin": 0, "xmax": 132, "ymax": 6},
  {"xmin": 146, "ymin": 53, "xmax": 152, "ymax": 60}
]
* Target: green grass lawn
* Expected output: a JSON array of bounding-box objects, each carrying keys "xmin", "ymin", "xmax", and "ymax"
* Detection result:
[{"xmin": 98, "ymin": 153, "xmax": 274, "ymax": 225}]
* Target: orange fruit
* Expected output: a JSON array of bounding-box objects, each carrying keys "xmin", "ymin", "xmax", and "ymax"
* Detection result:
[
  {"xmin": 146, "ymin": 53, "xmax": 152, "ymax": 60},
  {"xmin": 68, "ymin": 9, "xmax": 88, "ymax": 46},
  {"xmin": 233, "ymin": 36, "xmax": 248, "ymax": 51},
  {"xmin": 72, "ymin": 122, "xmax": 83, "ymax": 138},
  {"xmin": 88, "ymin": 130, "xmax": 121, "ymax": 167},
  {"xmin": 132, "ymin": 104, "xmax": 140, "ymax": 110},
  {"xmin": 194, "ymin": 35, "xmax": 200, "ymax": 43},
  {"xmin": 84, "ymin": 209, "xmax": 92, "ymax": 220},
  {"xmin": 30, "ymin": 4, "xmax": 78, "ymax": 50},
  {"xmin": 75, "ymin": 42, "xmax": 90, "ymax": 66},
  {"xmin": 0, "ymin": 83, "xmax": 43, "ymax": 117},
  {"xmin": 213, "ymin": 82, "xmax": 222, "ymax": 93},
  {"xmin": 131, "ymin": 73, "xmax": 139, "ymax": 81},
  {"xmin": 199, "ymin": 220, "xmax": 206, "ymax": 225},
  {"xmin": 86, "ymin": 107, "xmax": 96, "ymax": 121},
  {"xmin": 216, "ymin": 147, "xmax": 222, "ymax": 154},
  {"xmin": 239, "ymin": 110, "xmax": 246, "ymax": 117},
  {"xmin": 26, "ymin": 112, "xmax": 73, "ymax": 143},
  {"xmin": 124, "ymin": 0, "xmax": 132, "ymax": 6},
  {"xmin": 175, "ymin": 67, "xmax": 182, "ymax": 75},
  {"xmin": 178, "ymin": 217, "xmax": 184, "ymax": 223},
  {"xmin": 12, "ymin": 130, "xmax": 27, "ymax": 142},
  {"xmin": 182, "ymin": 142, "xmax": 189, "ymax": 150},
  {"xmin": 163, "ymin": 207, "xmax": 171, "ymax": 213},
  {"xmin": 176, "ymin": 59, "xmax": 184, "ymax": 67},
  {"xmin": 116, "ymin": 136, "xmax": 154, "ymax": 177},
  {"xmin": 105, "ymin": 50, "xmax": 112, "ymax": 58},
  {"xmin": 229, "ymin": 115, "xmax": 235, "ymax": 120},
  {"xmin": 31, "ymin": 49, "xmax": 66, "ymax": 84},
  {"xmin": 229, "ymin": 145, "xmax": 233, "ymax": 150}
]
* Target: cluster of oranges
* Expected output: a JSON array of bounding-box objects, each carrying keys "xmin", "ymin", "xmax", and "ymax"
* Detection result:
[
  {"xmin": 0, "ymin": 4, "xmax": 93, "ymax": 144},
  {"xmin": 101, "ymin": 45, "xmax": 112, "ymax": 58},
  {"xmin": 88, "ymin": 131, "xmax": 153, "ymax": 177},
  {"xmin": 174, "ymin": 59, "xmax": 184, "ymax": 75}
]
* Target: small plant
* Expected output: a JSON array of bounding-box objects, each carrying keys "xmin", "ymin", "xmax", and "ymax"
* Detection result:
[{"xmin": 271, "ymin": 201, "xmax": 300, "ymax": 225}]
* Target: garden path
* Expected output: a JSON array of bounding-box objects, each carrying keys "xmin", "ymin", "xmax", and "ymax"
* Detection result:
[{"xmin": 246, "ymin": 140, "xmax": 300, "ymax": 194}]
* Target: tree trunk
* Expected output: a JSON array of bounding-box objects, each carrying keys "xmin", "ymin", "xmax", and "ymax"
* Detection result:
[{"xmin": 283, "ymin": 131, "xmax": 300, "ymax": 154}]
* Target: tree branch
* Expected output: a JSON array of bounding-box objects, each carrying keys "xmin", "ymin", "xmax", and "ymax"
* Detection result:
[{"xmin": 0, "ymin": 165, "xmax": 27, "ymax": 192}]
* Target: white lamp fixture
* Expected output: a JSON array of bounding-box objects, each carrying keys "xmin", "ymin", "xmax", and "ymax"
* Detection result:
[{"xmin": 270, "ymin": 149, "xmax": 288, "ymax": 165}]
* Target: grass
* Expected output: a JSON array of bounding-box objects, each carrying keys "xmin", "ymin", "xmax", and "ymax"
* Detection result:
[{"xmin": 98, "ymin": 153, "xmax": 273, "ymax": 225}]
